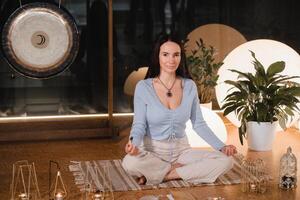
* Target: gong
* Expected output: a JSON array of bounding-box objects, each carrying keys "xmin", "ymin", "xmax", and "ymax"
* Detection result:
[{"xmin": 1, "ymin": 2, "xmax": 79, "ymax": 78}]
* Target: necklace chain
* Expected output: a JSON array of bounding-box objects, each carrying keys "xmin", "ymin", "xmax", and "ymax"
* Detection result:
[{"xmin": 157, "ymin": 77, "xmax": 176, "ymax": 97}]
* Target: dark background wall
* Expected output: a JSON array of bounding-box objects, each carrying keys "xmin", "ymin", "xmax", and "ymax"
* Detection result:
[{"xmin": 0, "ymin": 0, "xmax": 299, "ymax": 117}]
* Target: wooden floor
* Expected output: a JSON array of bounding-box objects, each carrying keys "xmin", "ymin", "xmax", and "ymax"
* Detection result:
[{"xmin": 1, "ymin": 120, "xmax": 300, "ymax": 200}]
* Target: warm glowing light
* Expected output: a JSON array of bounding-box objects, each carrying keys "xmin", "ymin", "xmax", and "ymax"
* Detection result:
[
  {"xmin": 186, "ymin": 23, "xmax": 247, "ymax": 63},
  {"xmin": 0, "ymin": 113, "xmax": 135, "ymax": 122},
  {"xmin": 124, "ymin": 67, "xmax": 148, "ymax": 96},
  {"xmin": 18, "ymin": 193, "xmax": 27, "ymax": 200},
  {"xmin": 93, "ymin": 191, "xmax": 103, "ymax": 200},
  {"xmin": 186, "ymin": 106, "xmax": 227, "ymax": 147},
  {"xmin": 55, "ymin": 192, "xmax": 64, "ymax": 200}
]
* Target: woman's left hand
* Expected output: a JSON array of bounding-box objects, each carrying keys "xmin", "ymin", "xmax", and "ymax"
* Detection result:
[{"xmin": 220, "ymin": 145, "xmax": 237, "ymax": 156}]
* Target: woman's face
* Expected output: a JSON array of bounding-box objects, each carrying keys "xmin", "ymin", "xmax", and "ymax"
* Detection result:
[{"xmin": 159, "ymin": 41, "xmax": 181, "ymax": 74}]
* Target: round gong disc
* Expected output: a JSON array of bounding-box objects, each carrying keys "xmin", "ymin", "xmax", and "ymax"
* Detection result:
[{"xmin": 1, "ymin": 2, "xmax": 79, "ymax": 78}]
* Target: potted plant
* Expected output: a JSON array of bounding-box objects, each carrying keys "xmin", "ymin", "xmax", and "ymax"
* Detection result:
[
  {"xmin": 221, "ymin": 51, "xmax": 300, "ymax": 151},
  {"xmin": 185, "ymin": 38, "xmax": 223, "ymax": 106}
]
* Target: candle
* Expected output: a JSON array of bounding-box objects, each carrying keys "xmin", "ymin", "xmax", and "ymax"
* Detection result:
[
  {"xmin": 55, "ymin": 192, "xmax": 64, "ymax": 200},
  {"xmin": 93, "ymin": 192, "xmax": 103, "ymax": 200},
  {"xmin": 18, "ymin": 193, "xmax": 28, "ymax": 200},
  {"xmin": 250, "ymin": 183, "xmax": 256, "ymax": 191}
]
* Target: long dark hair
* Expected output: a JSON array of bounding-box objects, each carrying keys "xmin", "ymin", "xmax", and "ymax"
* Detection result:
[{"xmin": 146, "ymin": 33, "xmax": 190, "ymax": 78}]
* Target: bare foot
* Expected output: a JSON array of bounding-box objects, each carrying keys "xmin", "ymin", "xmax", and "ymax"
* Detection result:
[
  {"xmin": 170, "ymin": 163, "xmax": 184, "ymax": 171},
  {"xmin": 164, "ymin": 163, "xmax": 184, "ymax": 181},
  {"xmin": 135, "ymin": 176, "xmax": 146, "ymax": 185}
]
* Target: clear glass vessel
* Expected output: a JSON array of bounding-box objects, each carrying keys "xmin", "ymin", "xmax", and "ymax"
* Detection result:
[
  {"xmin": 241, "ymin": 156, "xmax": 268, "ymax": 193},
  {"xmin": 279, "ymin": 147, "xmax": 297, "ymax": 190}
]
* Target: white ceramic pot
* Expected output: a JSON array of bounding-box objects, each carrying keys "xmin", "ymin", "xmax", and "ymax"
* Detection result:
[
  {"xmin": 200, "ymin": 102, "xmax": 212, "ymax": 110},
  {"xmin": 246, "ymin": 121, "xmax": 278, "ymax": 151}
]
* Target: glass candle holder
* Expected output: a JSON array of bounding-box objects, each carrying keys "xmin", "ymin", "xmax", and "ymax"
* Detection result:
[
  {"xmin": 279, "ymin": 147, "xmax": 297, "ymax": 190},
  {"xmin": 241, "ymin": 157, "xmax": 268, "ymax": 193},
  {"xmin": 55, "ymin": 191, "xmax": 66, "ymax": 200},
  {"xmin": 18, "ymin": 193, "xmax": 28, "ymax": 200},
  {"xmin": 83, "ymin": 162, "xmax": 114, "ymax": 200},
  {"xmin": 92, "ymin": 190, "xmax": 104, "ymax": 200}
]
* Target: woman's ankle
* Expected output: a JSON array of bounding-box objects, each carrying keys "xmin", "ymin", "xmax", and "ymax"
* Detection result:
[
  {"xmin": 170, "ymin": 163, "xmax": 184, "ymax": 171},
  {"xmin": 164, "ymin": 168, "xmax": 181, "ymax": 181},
  {"xmin": 136, "ymin": 176, "xmax": 147, "ymax": 185}
]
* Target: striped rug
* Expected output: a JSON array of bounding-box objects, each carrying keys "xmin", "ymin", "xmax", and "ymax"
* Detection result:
[{"xmin": 69, "ymin": 155, "xmax": 243, "ymax": 192}]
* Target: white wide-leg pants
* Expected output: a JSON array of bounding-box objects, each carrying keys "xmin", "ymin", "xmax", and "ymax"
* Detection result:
[{"xmin": 122, "ymin": 136, "xmax": 233, "ymax": 185}]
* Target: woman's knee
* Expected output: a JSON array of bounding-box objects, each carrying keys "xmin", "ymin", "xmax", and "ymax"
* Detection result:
[
  {"xmin": 221, "ymin": 156, "xmax": 234, "ymax": 172},
  {"xmin": 122, "ymin": 154, "xmax": 138, "ymax": 172},
  {"xmin": 122, "ymin": 154, "xmax": 146, "ymax": 178}
]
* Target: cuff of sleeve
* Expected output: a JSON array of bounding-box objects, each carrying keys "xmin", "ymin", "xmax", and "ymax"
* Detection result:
[
  {"xmin": 131, "ymin": 135, "xmax": 143, "ymax": 147},
  {"xmin": 216, "ymin": 143, "xmax": 226, "ymax": 151}
]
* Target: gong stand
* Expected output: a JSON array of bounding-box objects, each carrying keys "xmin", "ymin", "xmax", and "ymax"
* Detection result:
[
  {"xmin": 1, "ymin": 0, "xmax": 116, "ymax": 138},
  {"xmin": 18, "ymin": 0, "xmax": 63, "ymax": 8},
  {"xmin": 107, "ymin": 0, "xmax": 115, "ymax": 137}
]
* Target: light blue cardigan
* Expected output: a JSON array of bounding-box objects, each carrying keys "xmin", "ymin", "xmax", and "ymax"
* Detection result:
[{"xmin": 130, "ymin": 78, "xmax": 225, "ymax": 150}]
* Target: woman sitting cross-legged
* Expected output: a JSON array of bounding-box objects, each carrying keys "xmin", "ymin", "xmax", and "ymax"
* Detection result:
[{"xmin": 122, "ymin": 33, "xmax": 237, "ymax": 185}]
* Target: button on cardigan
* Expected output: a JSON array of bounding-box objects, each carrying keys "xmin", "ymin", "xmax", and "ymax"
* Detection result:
[{"xmin": 130, "ymin": 78, "xmax": 225, "ymax": 150}]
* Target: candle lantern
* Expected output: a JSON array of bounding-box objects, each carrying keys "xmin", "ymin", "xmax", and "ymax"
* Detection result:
[
  {"xmin": 241, "ymin": 156, "xmax": 268, "ymax": 193},
  {"xmin": 82, "ymin": 162, "xmax": 114, "ymax": 200},
  {"xmin": 18, "ymin": 193, "xmax": 28, "ymax": 200},
  {"xmin": 54, "ymin": 191, "xmax": 66, "ymax": 200},
  {"xmin": 279, "ymin": 147, "xmax": 297, "ymax": 190},
  {"xmin": 49, "ymin": 161, "xmax": 67, "ymax": 200},
  {"xmin": 10, "ymin": 160, "xmax": 41, "ymax": 200},
  {"xmin": 92, "ymin": 190, "xmax": 104, "ymax": 200}
]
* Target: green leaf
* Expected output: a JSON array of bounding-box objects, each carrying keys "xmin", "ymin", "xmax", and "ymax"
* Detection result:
[
  {"xmin": 272, "ymin": 75, "xmax": 300, "ymax": 85},
  {"xmin": 250, "ymin": 51, "xmax": 266, "ymax": 78},
  {"xmin": 279, "ymin": 117, "xmax": 287, "ymax": 130},
  {"xmin": 237, "ymin": 108, "xmax": 246, "ymax": 121},
  {"xmin": 223, "ymin": 91, "xmax": 244, "ymax": 102},
  {"xmin": 238, "ymin": 122, "xmax": 247, "ymax": 145},
  {"xmin": 284, "ymin": 107, "xmax": 294, "ymax": 116},
  {"xmin": 267, "ymin": 61, "xmax": 285, "ymax": 77},
  {"xmin": 278, "ymin": 87, "xmax": 300, "ymax": 96},
  {"xmin": 224, "ymin": 80, "xmax": 247, "ymax": 92},
  {"xmin": 223, "ymin": 105, "xmax": 239, "ymax": 116},
  {"xmin": 287, "ymin": 87, "xmax": 300, "ymax": 96},
  {"xmin": 185, "ymin": 38, "xmax": 223, "ymax": 103},
  {"xmin": 229, "ymin": 69, "xmax": 253, "ymax": 81}
]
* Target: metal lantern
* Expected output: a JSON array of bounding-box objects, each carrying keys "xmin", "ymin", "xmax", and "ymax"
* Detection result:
[
  {"xmin": 49, "ymin": 161, "xmax": 67, "ymax": 200},
  {"xmin": 279, "ymin": 147, "xmax": 297, "ymax": 189},
  {"xmin": 241, "ymin": 157, "xmax": 268, "ymax": 193},
  {"xmin": 10, "ymin": 160, "xmax": 41, "ymax": 200}
]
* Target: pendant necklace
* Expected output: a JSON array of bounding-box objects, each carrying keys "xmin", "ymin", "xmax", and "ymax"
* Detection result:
[{"xmin": 157, "ymin": 76, "xmax": 176, "ymax": 97}]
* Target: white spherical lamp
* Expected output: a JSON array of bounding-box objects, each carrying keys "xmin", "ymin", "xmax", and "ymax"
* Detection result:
[{"xmin": 186, "ymin": 105, "xmax": 227, "ymax": 148}]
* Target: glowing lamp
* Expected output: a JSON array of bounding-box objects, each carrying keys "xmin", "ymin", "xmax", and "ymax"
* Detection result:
[{"xmin": 186, "ymin": 105, "xmax": 227, "ymax": 148}]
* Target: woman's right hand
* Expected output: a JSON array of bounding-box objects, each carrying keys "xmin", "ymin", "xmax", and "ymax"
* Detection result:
[{"xmin": 125, "ymin": 141, "xmax": 139, "ymax": 156}]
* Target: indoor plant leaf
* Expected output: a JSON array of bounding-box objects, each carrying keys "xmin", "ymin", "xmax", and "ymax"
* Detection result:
[
  {"xmin": 222, "ymin": 51, "xmax": 300, "ymax": 145},
  {"xmin": 185, "ymin": 38, "xmax": 223, "ymax": 103}
]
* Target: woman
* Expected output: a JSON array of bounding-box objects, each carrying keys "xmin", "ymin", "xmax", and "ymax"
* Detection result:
[{"xmin": 122, "ymin": 33, "xmax": 237, "ymax": 185}]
